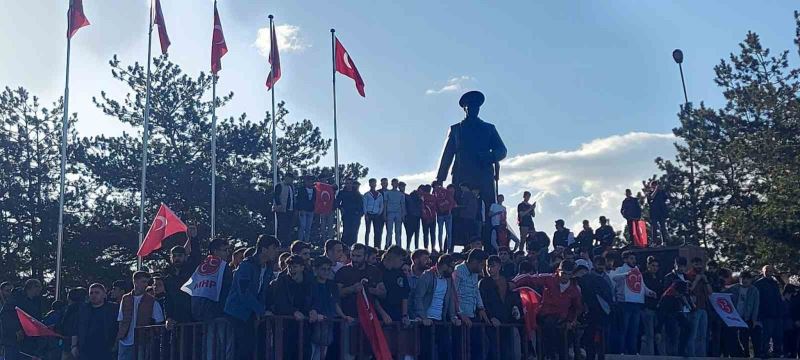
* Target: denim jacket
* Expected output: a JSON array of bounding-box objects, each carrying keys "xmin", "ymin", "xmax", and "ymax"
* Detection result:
[{"xmin": 224, "ymin": 256, "xmax": 266, "ymax": 321}]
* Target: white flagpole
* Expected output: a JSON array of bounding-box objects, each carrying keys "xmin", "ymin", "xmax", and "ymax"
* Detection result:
[
  {"xmin": 55, "ymin": 2, "xmax": 74, "ymax": 301},
  {"xmin": 211, "ymin": 73, "xmax": 217, "ymax": 238},
  {"xmin": 269, "ymin": 14, "xmax": 278, "ymax": 237},
  {"xmin": 138, "ymin": 0, "xmax": 155, "ymax": 269},
  {"xmin": 330, "ymin": 29, "xmax": 341, "ymax": 241}
]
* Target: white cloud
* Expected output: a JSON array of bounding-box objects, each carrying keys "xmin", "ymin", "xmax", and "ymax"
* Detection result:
[
  {"xmin": 254, "ymin": 24, "xmax": 310, "ymax": 56},
  {"xmin": 426, "ymin": 76, "xmax": 474, "ymax": 95},
  {"xmin": 394, "ymin": 132, "xmax": 677, "ymax": 241}
]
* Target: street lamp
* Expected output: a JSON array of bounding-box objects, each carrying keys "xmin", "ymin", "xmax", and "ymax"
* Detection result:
[{"xmin": 672, "ymin": 49, "xmax": 698, "ymax": 247}]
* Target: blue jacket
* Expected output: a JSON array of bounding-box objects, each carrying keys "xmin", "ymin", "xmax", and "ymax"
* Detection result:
[{"xmin": 224, "ymin": 256, "xmax": 267, "ymax": 321}]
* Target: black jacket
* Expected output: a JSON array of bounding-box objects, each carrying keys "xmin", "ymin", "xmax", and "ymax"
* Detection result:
[
  {"xmin": 594, "ymin": 225, "xmax": 615, "ymax": 248},
  {"xmin": 642, "ymin": 271, "xmax": 664, "ymax": 310},
  {"xmin": 578, "ymin": 272, "xmax": 613, "ymax": 320},
  {"xmin": 574, "ymin": 229, "xmax": 594, "ymax": 251},
  {"xmin": 336, "ymin": 189, "xmax": 364, "ymax": 218},
  {"xmin": 620, "ymin": 197, "xmax": 642, "ymax": 220},
  {"xmin": 754, "ymin": 276, "xmax": 783, "ymax": 319},
  {"xmin": 270, "ymin": 272, "xmax": 311, "ymax": 316},
  {"xmin": 478, "ymin": 277, "xmax": 521, "ymax": 324},
  {"xmin": 553, "ymin": 228, "xmax": 571, "ymax": 248},
  {"xmin": 405, "ymin": 191, "xmax": 422, "ymax": 218},
  {"xmin": 76, "ymin": 302, "xmax": 118, "ymax": 353},
  {"xmin": 296, "ymin": 186, "xmax": 316, "ymax": 212},
  {"xmin": 648, "ymin": 189, "xmax": 668, "ymax": 220}
]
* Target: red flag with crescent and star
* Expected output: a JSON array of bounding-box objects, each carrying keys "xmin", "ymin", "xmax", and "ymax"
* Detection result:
[
  {"xmin": 515, "ymin": 287, "xmax": 541, "ymax": 339},
  {"xmin": 137, "ymin": 203, "xmax": 188, "ymax": 257},
  {"xmin": 265, "ymin": 21, "xmax": 281, "ymax": 90},
  {"xmin": 152, "ymin": 0, "xmax": 171, "ymax": 54},
  {"xmin": 334, "ymin": 37, "xmax": 365, "ymax": 97},
  {"xmin": 314, "ymin": 182, "xmax": 335, "ymax": 215},
  {"xmin": 210, "ymin": 1, "xmax": 227, "ymax": 74},
  {"xmin": 67, "ymin": 0, "xmax": 90, "ymax": 39},
  {"xmin": 356, "ymin": 287, "xmax": 391, "ymax": 360},
  {"xmin": 16, "ymin": 307, "xmax": 61, "ymax": 338}
]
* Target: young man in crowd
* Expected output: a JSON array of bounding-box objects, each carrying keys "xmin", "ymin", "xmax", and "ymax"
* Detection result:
[
  {"xmin": 620, "ymin": 189, "xmax": 642, "ymax": 241},
  {"xmin": 414, "ymin": 254, "xmax": 460, "ymax": 360},
  {"xmin": 408, "ymin": 249, "xmax": 431, "ymax": 304},
  {"xmin": 163, "ymin": 244, "xmax": 200, "ymax": 358},
  {"xmin": 323, "ymin": 239, "xmax": 345, "ymax": 273},
  {"xmin": 270, "ymin": 254, "xmax": 311, "ymax": 359},
  {"xmin": 375, "ymin": 246, "xmax": 415, "ymax": 359},
  {"xmin": 453, "ymin": 249, "xmax": 491, "ymax": 359},
  {"xmin": 403, "ymin": 182, "xmax": 422, "ymax": 250},
  {"xmin": 1, "ymin": 279, "xmax": 46, "ymax": 360},
  {"xmin": 273, "ymin": 174, "xmax": 296, "ymax": 245},
  {"xmin": 480, "ymin": 255, "xmax": 522, "ymax": 360},
  {"xmin": 517, "ymin": 191, "xmax": 536, "ymax": 253},
  {"xmin": 224, "ymin": 235, "xmax": 280, "ymax": 360},
  {"xmin": 641, "ymin": 256, "xmax": 665, "ymax": 355},
  {"xmin": 754, "ymin": 264, "xmax": 784, "ymax": 358},
  {"xmin": 573, "ymin": 259, "xmax": 612, "ymax": 360},
  {"xmin": 335, "ymin": 243, "xmax": 386, "ymax": 358},
  {"xmin": 594, "ymin": 216, "xmax": 616, "ymax": 252},
  {"xmin": 489, "ymin": 194, "xmax": 508, "ymax": 252},
  {"xmin": 574, "ymin": 220, "xmax": 594, "ymax": 254},
  {"xmin": 116, "ymin": 271, "xmax": 165, "ymax": 360},
  {"xmin": 419, "ymin": 185, "xmax": 438, "ymax": 251},
  {"xmin": 725, "ymin": 270, "xmax": 761, "ymax": 357},
  {"xmin": 552, "ymin": 219, "xmax": 574, "ymax": 249},
  {"xmin": 662, "ymin": 256, "xmax": 694, "ymax": 357},
  {"xmin": 296, "ymin": 176, "xmax": 317, "ymax": 243},
  {"xmin": 644, "ymin": 180, "xmax": 669, "ymax": 245},
  {"xmin": 610, "ymin": 251, "xmax": 656, "ymax": 355},
  {"xmin": 336, "ymin": 180, "xmax": 364, "ymax": 246},
  {"xmin": 383, "ymin": 178, "xmax": 406, "ymax": 249},
  {"xmin": 109, "ymin": 280, "xmax": 129, "ymax": 304},
  {"xmin": 308, "ymin": 256, "xmax": 352, "ymax": 360},
  {"xmin": 363, "ymin": 178, "xmax": 385, "ymax": 249},
  {"xmin": 497, "ymin": 246, "xmax": 517, "ymax": 280},
  {"xmin": 513, "ymin": 260, "xmax": 584, "ymax": 360},
  {"xmin": 687, "ymin": 257, "xmax": 712, "ymax": 357},
  {"xmin": 290, "ymin": 240, "xmax": 312, "ymax": 266},
  {"xmin": 433, "ymin": 181, "xmax": 455, "ymax": 252},
  {"xmin": 70, "ymin": 283, "xmax": 118, "ymax": 360},
  {"xmin": 230, "ymin": 248, "xmax": 246, "ymax": 271}
]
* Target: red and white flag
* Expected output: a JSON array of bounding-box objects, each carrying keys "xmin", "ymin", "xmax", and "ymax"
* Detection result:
[
  {"xmin": 181, "ymin": 255, "xmax": 227, "ymax": 301},
  {"xmin": 152, "ymin": 0, "xmax": 170, "ymax": 54},
  {"xmin": 335, "ymin": 37, "xmax": 365, "ymax": 97},
  {"xmin": 67, "ymin": 0, "xmax": 90, "ymax": 38},
  {"xmin": 356, "ymin": 288, "xmax": 391, "ymax": 360},
  {"xmin": 210, "ymin": 2, "xmax": 227, "ymax": 74},
  {"xmin": 265, "ymin": 22, "xmax": 281, "ymax": 89},
  {"xmin": 16, "ymin": 307, "xmax": 61, "ymax": 338},
  {"xmin": 710, "ymin": 293, "xmax": 748, "ymax": 328},
  {"xmin": 137, "ymin": 203, "xmax": 188, "ymax": 257},
  {"xmin": 631, "ymin": 219, "xmax": 648, "ymax": 248},
  {"xmin": 516, "ymin": 287, "xmax": 541, "ymax": 339},
  {"xmin": 314, "ymin": 182, "xmax": 335, "ymax": 215},
  {"xmin": 623, "ymin": 267, "xmax": 645, "ymax": 303}
]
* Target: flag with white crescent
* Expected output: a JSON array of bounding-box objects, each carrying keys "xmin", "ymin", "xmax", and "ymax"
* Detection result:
[
  {"xmin": 137, "ymin": 203, "xmax": 188, "ymax": 257},
  {"xmin": 314, "ymin": 182, "xmax": 335, "ymax": 215},
  {"xmin": 210, "ymin": 1, "xmax": 227, "ymax": 74},
  {"xmin": 334, "ymin": 37, "xmax": 365, "ymax": 97}
]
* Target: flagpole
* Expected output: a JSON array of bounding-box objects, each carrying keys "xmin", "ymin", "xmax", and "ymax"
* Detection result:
[
  {"xmin": 330, "ymin": 29, "xmax": 341, "ymax": 241},
  {"xmin": 138, "ymin": 1, "xmax": 155, "ymax": 269},
  {"xmin": 269, "ymin": 14, "xmax": 278, "ymax": 237},
  {"xmin": 55, "ymin": 5, "xmax": 74, "ymax": 301},
  {"xmin": 211, "ymin": 74, "xmax": 217, "ymax": 239}
]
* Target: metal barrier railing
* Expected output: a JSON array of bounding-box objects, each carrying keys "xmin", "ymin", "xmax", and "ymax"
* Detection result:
[{"xmin": 133, "ymin": 315, "xmax": 565, "ymax": 360}]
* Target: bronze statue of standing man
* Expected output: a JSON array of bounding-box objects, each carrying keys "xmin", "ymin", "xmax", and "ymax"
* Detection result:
[{"xmin": 437, "ymin": 91, "xmax": 507, "ymax": 246}]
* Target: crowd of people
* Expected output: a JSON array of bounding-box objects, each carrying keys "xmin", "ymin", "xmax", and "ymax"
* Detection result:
[{"xmin": 1, "ymin": 177, "xmax": 799, "ymax": 360}]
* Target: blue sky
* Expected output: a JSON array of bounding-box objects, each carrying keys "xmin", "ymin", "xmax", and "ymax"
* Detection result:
[{"xmin": 2, "ymin": 1, "xmax": 798, "ymax": 238}]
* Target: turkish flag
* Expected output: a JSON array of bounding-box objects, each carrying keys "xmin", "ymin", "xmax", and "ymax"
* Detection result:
[
  {"xmin": 67, "ymin": 0, "xmax": 90, "ymax": 39},
  {"xmin": 137, "ymin": 203, "xmax": 188, "ymax": 257},
  {"xmin": 314, "ymin": 182, "xmax": 335, "ymax": 215},
  {"xmin": 152, "ymin": 0, "xmax": 170, "ymax": 54},
  {"xmin": 356, "ymin": 288, "xmax": 391, "ymax": 360},
  {"xmin": 516, "ymin": 287, "xmax": 541, "ymax": 339},
  {"xmin": 265, "ymin": 22, "xmax": 281, "ymax": 89},
  {"xmin": 631, "ymin": 219, "xmax": 648, "ymax": 248},
  {"xmin": 210, "ymin": 2, "xmax": 227, "ymax": 74},
  {"xmin": 16, "ymin": 307, "xmax": 61, "ymax": 338},
  {"xmin": 335, "ymin": 38, "xmax": 365, "ymax": 97}
]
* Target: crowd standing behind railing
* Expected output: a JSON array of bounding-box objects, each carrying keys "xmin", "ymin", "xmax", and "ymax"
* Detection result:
[{"xmin": 1, "ymin": 183, "xmax": 799, "ymax": 360}]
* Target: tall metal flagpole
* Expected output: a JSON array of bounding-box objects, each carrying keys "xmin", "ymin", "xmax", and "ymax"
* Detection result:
[
  {"xmin": 138, "ymin": 1, "xmax": 155, "ymax": 269},
  {"xmin": 330, "ymin": 29, "xmax": 341, "ymax": 241},
  {"xmin": 211, "ymin": 74, "xmax": 217, "ymax": 239},
  {"xmin": 55, "ymin": 4, "xmax": 74, "ymax": 301},
  {"xmin": 269, "ymin": 15, "xmax": 278, "ymax": 237}
]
